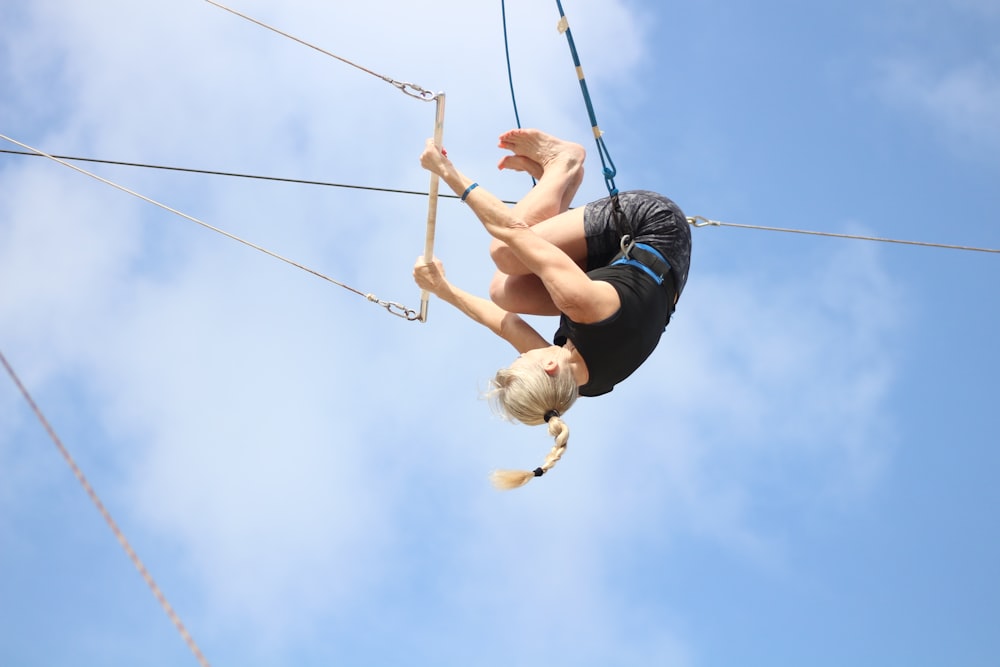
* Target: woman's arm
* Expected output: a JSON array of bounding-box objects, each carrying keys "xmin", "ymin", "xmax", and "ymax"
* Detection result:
[
  {"xmin": 495, "ymin": 228, "xmax": 619, "ymax": 323},
  {"xmin": 419, "ymin": 140, "xmax": 619, "ymax": 324},
  {"xmin": 413, "ymin": 258, "xmax": 549, "ymax": 353}
]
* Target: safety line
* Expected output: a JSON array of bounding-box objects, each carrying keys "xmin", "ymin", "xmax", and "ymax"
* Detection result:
[
  {"xmin": 501, "ymin": 0, "xmax": 526, "ymax": 132},
  {"xmin": 501, "ymin": 0, "xmax": 537, "ymax": 188},
  {"xmin": 0, "ymin": 134, "xmax": 419, "ymax": 320},
  {"xmin": 553, "ymin": 0, "xmax": 619, "ymax": 196},
  {"xmin": 0, "ymin": 348, "xmax": 212, "ymax": 667}
]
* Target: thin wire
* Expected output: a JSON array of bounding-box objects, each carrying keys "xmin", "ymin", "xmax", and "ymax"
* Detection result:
[
  {"xmin": 0, "ymin": 148, "xmax": 448, "ymax": 197},
  {"xmin": 0, "ymin": 134, "xmax": 419, "ymax": 319},
  {"xmin": 204, "ymin": 0, "xmax": 435, "ymax": 101},
  {"xmin": 3, "ymin": 145, "xmax": 996, "ymax": 255},
  {"xmin": 689, "ymin": 216, "xmax": 1000, "ymax": 255},
  {"xmin": 0, "ymin": 348, "xmax": 212, "ymax": 667}
]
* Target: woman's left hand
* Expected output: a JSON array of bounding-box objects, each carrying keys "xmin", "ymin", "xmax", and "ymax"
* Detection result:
[{"xmin": 413, "ymin": 256, "xmax": 449, "ymax": 295}]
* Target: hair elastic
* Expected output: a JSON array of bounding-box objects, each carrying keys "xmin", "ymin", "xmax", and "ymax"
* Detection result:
[
  {"xmin": 460, "ymin": 182, "xmax": 479, "ymax": 202},
  {"xmin": 533, "ymin": 467, "xmax": 545, "ymax": 477},
  {"xmin": 543, "ymin": 409, "xmax": 560, "ymax": 423}
]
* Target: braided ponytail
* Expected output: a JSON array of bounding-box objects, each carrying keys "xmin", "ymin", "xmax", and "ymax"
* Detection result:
[
  {"xmin": 489, "ymin": 410, "xmax": 570, "ymax": 490},
  {"xmin": 486, "ymin": 360, "xmax": 578, "ymax": 490}
]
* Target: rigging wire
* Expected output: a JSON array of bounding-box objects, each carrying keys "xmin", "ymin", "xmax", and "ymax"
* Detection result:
[
  {"xmin": 204, "ymin": 0, "xmax": 436, "ymax": 101},
  {"xmin": 2, "ymin": 7, "xmax": 444, "ymax": 661},
  {"xmin": 203, "ymin": 0, "xmax": 446, "ymax": 321},
  {"xmin": 0, "ymin": 134, "xmax": 420, "ymax": 319},
  {"xmin": 0, "ymin": 148, "xmax": 467, "ymax": 199},
  {"xmin": 689, "ymin": 216, "xmax": 1000, "ymax": 254},
  {"xmin": 0, "ymin": 348, "xmax": 212, "ymax": 667},
  {"xmin": 2, "ymin": 146, "xmax": 997, "ymax": 255}
]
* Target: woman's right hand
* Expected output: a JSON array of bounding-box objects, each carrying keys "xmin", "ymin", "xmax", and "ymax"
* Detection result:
[
  {"xmin": 413, "ymin": 257, "xmax": 449, "ymax": 295},
  {"xmin": 419, "ymin": 138, "xmax": 453, "ymax": 178}
]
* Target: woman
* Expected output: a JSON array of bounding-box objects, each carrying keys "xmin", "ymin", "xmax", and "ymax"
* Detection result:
[{"xmin": 414, "ymin": 129, "xmax": 691, "ymax": 489}]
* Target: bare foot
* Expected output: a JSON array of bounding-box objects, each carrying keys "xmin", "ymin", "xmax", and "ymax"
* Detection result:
[
  {"xmin": 498, "ymin": 128, "xmax": 586, "ymax": 169},
  {"xmin": 497, "ymin": 154, "xmax": 544, "ymax": 180}
]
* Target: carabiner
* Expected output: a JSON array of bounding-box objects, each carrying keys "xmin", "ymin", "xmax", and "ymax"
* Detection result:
[
  {"xmin": 689, "ymin": 215, "xmax": 719, "ymax": 228},
  {"xmin": 394, "ymin": 81, "xmax": 437, "ymax": 101}
]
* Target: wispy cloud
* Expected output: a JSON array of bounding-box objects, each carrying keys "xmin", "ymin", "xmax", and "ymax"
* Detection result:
[
  {"xmin": 877, "ymin": 57, "xmax": 1000, "ymax": 150},
  {"xmin": 576, "ymin": 231, "xmax": 905, "ymax": 564},
  {"xmin": 872, "ymin": 1, "xmax": 1000, "ymax": 155}
]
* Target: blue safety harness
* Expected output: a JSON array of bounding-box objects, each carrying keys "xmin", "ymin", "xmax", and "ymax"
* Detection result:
[{"xmin": 610, "ymin": 241, "xmax": 672, "ymax": 287}]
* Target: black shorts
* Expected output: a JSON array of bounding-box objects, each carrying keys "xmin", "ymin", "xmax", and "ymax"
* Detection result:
[{"xmin": 583, "ymin": 190, "xmax": 692, "ymax": 297}]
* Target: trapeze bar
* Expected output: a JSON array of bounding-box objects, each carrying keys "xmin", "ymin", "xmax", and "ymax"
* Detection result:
[{"xmin": 418, "ymin": 92, "xmax": 446, "ymax": 323}]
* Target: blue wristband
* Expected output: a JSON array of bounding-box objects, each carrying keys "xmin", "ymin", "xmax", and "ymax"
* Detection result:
[{"xmin": 461, "ymin": 182, "xmax": 479, "ymax": 202}]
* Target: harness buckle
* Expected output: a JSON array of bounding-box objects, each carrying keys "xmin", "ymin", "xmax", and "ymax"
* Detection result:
[{"xmin": 610, "ymin": 242, "xmax": 672, "ymax": 287}]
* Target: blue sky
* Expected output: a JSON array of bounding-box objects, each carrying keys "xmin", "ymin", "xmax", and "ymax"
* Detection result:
[{"xmin": 1, "ymin": 1, "xmax": 998, "ymax": 665}]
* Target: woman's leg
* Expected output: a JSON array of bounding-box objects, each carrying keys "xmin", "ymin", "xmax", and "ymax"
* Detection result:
[
  {"xmin": 489, "ymin": 272, "xmax": 562, "ymax": 316},
  {"xmin": 490, "ymin": 129, "xmax": 588, "ymax": 276},
  {"xmin": 498, "ymin": 128, "xmax": 586, "ymax": 224},
  {"xmin": 487, "ymin": 205, "xmax": 588, "ymax": 313},
  {"xmin": 492, "ymin": 206, "xmax": 589, "ymax": 274}
]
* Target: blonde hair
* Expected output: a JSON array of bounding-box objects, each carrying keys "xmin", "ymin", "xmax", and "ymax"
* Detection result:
[{"xmin": 485, "ymin": 361, "xmax": 579, "ymax": 490}]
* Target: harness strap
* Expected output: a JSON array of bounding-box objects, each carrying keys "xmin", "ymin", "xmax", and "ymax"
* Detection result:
[
  {"xmin": 611, "ymin": 242, "xmax": 672, "ymax": 286},
  {"xmin": 610, "ymin": 191, "xmax": 633, "ymax": 245}
]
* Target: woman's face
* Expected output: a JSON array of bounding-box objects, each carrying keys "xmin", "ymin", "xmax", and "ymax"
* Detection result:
[
  {"xmin": 510, "ymin": 345, "xmax": 565, "ymax": 376},
  {"xmin": 510, "ymin": 345, "xmax": 569, "ymax": 375}
]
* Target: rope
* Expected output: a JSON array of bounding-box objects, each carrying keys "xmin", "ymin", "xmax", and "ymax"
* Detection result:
[
  {"xmin": 501, "ymin": 0, "xmax": 536, "ymax": 188},
  {"xmin": 0, "ymin": 134, "xmax": 420, "ymax": 320},
  {"xmin": 501, "ymin": 0, "xmax": 526, "ymax": 131},
  {"xmin": 204, "ymin": 0, "xmax": 436, "ymax": 101},
  {"xmin": 553, "ymin": 0, "xmax": 619, "ymax": 197},
  {"xmin": 0, "ymin": 348, "xmax": 212, "ymax": 667}
]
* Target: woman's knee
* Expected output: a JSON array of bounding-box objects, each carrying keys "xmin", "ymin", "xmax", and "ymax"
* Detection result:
[
  {"xmin": 489, "ymin": 271, "xmax": 514, "ymax": 309},
  {"xmin": 490, "ymin": 239, "xmax": 528, "ymax": 275}
]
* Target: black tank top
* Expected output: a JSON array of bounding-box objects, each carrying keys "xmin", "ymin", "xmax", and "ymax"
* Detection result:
[{"xmin": 553, "ymin": 263, "xmax": 675, "ymax": 397}]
